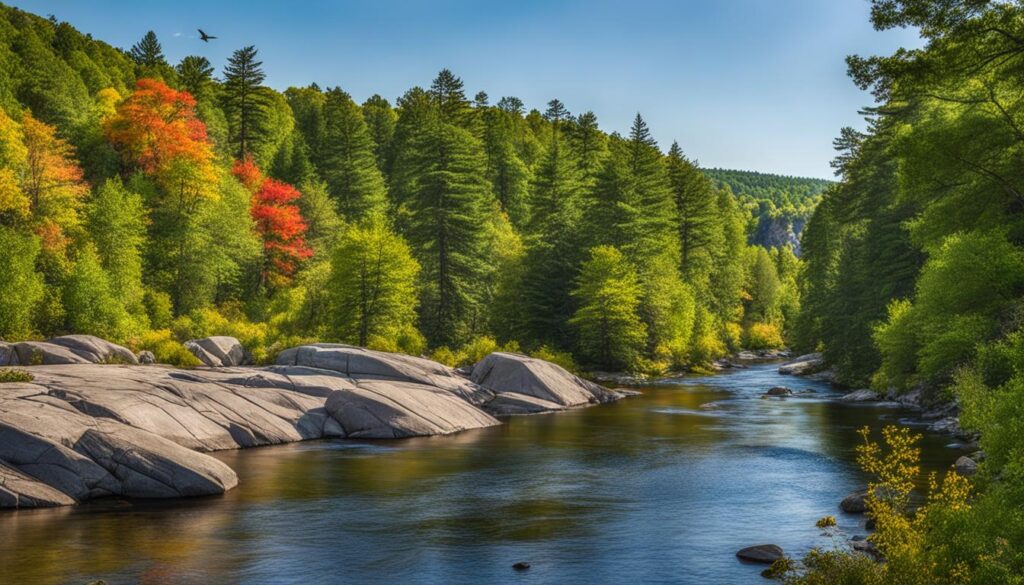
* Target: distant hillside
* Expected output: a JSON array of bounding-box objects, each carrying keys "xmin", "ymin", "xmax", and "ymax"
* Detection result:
[{"xmin": 703, "ymin": 168, "xmax": 832, "ymax": 253}]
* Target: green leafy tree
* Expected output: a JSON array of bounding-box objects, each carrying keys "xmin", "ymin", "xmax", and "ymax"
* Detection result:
[
  {"xmin": 86, "ymin": 178, "xmax": 147, "ymax": 322},
  {"xmin": 62, "ymin": 242, "xmax": 128, "ymax": 340},
  {"xmin": 570, "ymin": 246, "xmax": 647, "ymax": 370},
  {"xmin": 0, "ymin": 226, "xmax": 43, "ymax": 339},
  {"xmin": 328, "ymin": 218, "xmax": 420, "ymax": 346}
]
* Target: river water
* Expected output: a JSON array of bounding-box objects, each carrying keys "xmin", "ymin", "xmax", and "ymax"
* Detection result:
[{"xmin": 0, "ymin": 363, "xmax": 968, "ymax": 584}]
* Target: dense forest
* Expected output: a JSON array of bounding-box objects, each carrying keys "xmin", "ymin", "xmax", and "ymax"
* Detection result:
[
  {"xmin": 784, "ymin": 0, "xmax": 1024, "ymax": 582},
  {"xmin": 704, "ymin": 168, "xmax": 830, "ymax": 252},
  {"xmin": 0, "ymin": 3, "xmax": 800, "ymax": 374}
]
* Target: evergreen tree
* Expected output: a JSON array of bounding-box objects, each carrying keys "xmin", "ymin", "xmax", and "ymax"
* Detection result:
[
  {"xmin": 570, "ymin": 246, "xmax": 647, "ymax": 369},
  {"xmin": 404, "ymin": 121, "xmax": 493, "ymax": 347},
  {"xmin": 568, "ymin": 111, "xmax": 608, "ymax": 185},
  {"xmin": 319, "ymin": 88, "xmax": 388, "ymax": 220},
  {"xmin": 666, "ymin": 141, "xmax": 718, "ymax": 278},
  {"xmin": 480, "ymin": 105, "xmax": 529, "ymax": 226},
  {"xmin": 430, "ymin": 69, "xmax": 470, "ymax": 124},
  {"xmin": 129, "ymin": 31, "xmax": 164, "ymax": 68},
  {"xmin": 176, "ymin": 56, "xmax": 214, "ymax": 99},
  {"xmin": 361, "ymin": 94, "xmax": 397, "ymax": 174},
  {"xmin": 223, "ymin": 46, "xmax": 268, "ymax": 158}
]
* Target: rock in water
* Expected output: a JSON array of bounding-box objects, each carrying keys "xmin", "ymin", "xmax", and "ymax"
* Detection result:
[
  {"xmin": 763, "ymin": 386, "xmax": 792, "ymax": 397},
  {"xmin": 736, "ymin": 544, "xmax": 784, "ymax": 563},
  {"xmin": 955, "ymin": 456, "xmax": 978, "ymax": 476},
  {"xmin": 778, "ymin": 353, "xmax": 823, "ymax": 375},
  {"xmin": 512, "ymin": 562, "xmax": 531, "ymax": 571},
  {"xmin": 841, "ymin": 488, "xmax": 869, "ymax": 513},
  {"xmin": 184, "ymin": 336, "xmax": 250, "ymax": 367},
  {"xmin": 840, "ymin": 389, "xmax": 881, "ymax": 402},
  {"xmin": 470, "ymin": 352, "xmax": 620, "ymax": 413}
]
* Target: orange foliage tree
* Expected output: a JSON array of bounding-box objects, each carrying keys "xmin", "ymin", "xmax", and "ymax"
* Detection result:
[
  {"xmin": 232, "ymin": 157, "xmax": 311, "ymax": 288},
  {"xmin": 104, "ymin": 78, "xmax": 217, "ymax": 205}
]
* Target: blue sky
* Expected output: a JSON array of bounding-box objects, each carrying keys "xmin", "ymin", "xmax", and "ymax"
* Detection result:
[{"xmin": 16, "ymin": 0, "xmax": 921, "ymax": 178}]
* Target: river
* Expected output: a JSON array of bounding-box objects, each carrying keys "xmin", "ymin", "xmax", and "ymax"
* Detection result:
[{"xmin": 0, "ymin": 363, "xmax": 968, "ymax": 584}]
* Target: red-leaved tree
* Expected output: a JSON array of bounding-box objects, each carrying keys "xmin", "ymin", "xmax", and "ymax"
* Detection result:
[{"xmin": 232, "ymin": 157, "xmax": 312, "ymax": 288}]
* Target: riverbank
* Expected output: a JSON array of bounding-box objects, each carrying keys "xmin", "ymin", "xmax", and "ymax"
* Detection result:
[{"xmin": 0, "ymin": 336, "xmax": 629, "ymax": 510}]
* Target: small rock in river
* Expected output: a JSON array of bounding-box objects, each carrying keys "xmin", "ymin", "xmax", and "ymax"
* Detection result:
[
  {"xmin": 736, "ymin": 544, "xmax": 784, "ymax": 564},
  {"xmin": 763, "ymin": 386, "xmax": 793, "ymax": 397},
  {"xmin": 955, "ymin": 456, "xmax": 978, "ymax": 476},
  {"xmin": 513, "ymin": 562, "xmax": 531, "ymax": 571},
  {"xmin": 841, "ymin": 488, "xmax": 869, "ymax": 514}
]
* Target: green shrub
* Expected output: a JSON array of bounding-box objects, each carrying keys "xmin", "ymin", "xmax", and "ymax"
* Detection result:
[
  {"xmin": 744, "ymin": 322, "xmax": 785, "ymax": 350},
  {"xmin": 0, "ymin": 369, "xmax": 34, "ymax": 383},
  {"xmin": 129, "ymin": 329, "xmax": 201, "ymax": 367},
  {"xmin": 429, "ymin": 346, "xmax": 460, "ymax": 367}
]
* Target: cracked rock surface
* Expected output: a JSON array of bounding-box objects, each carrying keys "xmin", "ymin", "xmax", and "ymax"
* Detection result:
[{"xmin": 1, "ymin": 343, "xmax": 628, "ymax": 509}]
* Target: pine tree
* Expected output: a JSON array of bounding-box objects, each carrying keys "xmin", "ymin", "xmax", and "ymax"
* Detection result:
[
  {"xmin": 666, "ymin": 141, "xmax": 718, "ymax": 280},
  {"xmin": 319, "ymin": 88, "xmax": 388, "ymax": 221},
  {"xmin": 176, "ymin": 56, "xmax": 214, "ymax": 99},
  {"xmin": 570, "ymin": 246, "xmax": 647, "ymax": 369},
  {"xmin": 568, "ymin": 111, "xmax": 607, "ymax": 185},
  {"xmin": 361, "ymin": 94, "xmax": 397, "ymax": 174},
  {"xmin": 129, "ymin": 31, "xmax": 164, "ymax": 68},
  {"xmin": 430, "ymin": 69, "xmax": 470, "ymax": 125},
  {"xmin": 480, "ymin": 105, "xmax": 529, "ymax": 226},
  {"xmin": 404, "ymin": 121, "xmax": 493, "ymax": 347},
  {"xmin": 223, "ymin": 46, "xmax": 268, "ymax": 158}
]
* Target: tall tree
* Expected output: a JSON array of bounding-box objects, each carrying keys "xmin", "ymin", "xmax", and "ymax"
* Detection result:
[
  {"xmin": 222, "ymin": 46, "xmax": 268, "ymax": 158},
  {"xmin": 430, "ymin": 69, "xmax": 470, "ymax": 125},
  {"xmin": 87, "ymin": 178, "xmax": 147, "ymax": 321},
  {"xmin": 570, "ymin": 245, "xmax": 647, "ymax": 370},
  {"xmin": 666, "ymin": 141, "xmax": 718, "ymax": 279},
  {"xmin": 176, "ymin": 55, "xmax": 214, "ymax": 99},
  {"xmin": 128, "ymin": 31, "xmax": 165, "ymax": 68},
  {"xmin": 362, "ymin": 94, "xmax": 397, "ymax": 173},
  {"xmin": 320, "ymin": 88, "xmax": 388, "ymax": 220}
]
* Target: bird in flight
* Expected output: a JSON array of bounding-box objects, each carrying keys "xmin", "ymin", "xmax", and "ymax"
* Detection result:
[{"xmin": 198, "ymin": 29, "xmax": 217, "ymax": 42}]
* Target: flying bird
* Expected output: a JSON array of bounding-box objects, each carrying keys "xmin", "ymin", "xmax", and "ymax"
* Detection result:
[{"xmin": 198, "ymin": 29, "xmax": 217, "ymax": 42}]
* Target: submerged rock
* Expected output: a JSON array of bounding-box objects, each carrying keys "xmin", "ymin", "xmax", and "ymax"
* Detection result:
[
  {"xmin": 736, "ymin": 544, "xmax": 784, "ymax": 564},
  {"xmin": 512, "ymin": 562, "xmax": 531, "ymax": 571}
]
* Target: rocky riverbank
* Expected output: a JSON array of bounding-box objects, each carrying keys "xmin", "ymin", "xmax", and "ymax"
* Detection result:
[{"xmin": 0, "ymin": 336, "xmax": 629, "ymax": 510}]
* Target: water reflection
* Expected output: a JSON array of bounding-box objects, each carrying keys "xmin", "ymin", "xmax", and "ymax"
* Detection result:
[{"xmin": 0, "ymin": 364, "xmax": 968, "ymax": 585}]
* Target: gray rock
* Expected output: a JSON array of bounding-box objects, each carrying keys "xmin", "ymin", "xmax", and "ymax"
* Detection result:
[
  {"xmin": 485, "ymin": 392, "xmax": 566, "ymax": 415},
  {"xmin": 955, "ymin": 456, "xmax": 978, "ymax": 477},
  {"xmin": 472, "ymin": 352, "xmax": 619, "ymax": 407},
  {"xmin": 0, "ymin": 342, "xmax": 18, "ymax": 366},
  {"xmin": 778, "ymin": 353, "xmax": 823, "ymax": 376},
  {"xmin": 841, "ymin": 488, "xmax": 869, "ymax": 513},
  {"xmin": 324, "ymin": 380, "xmax": 499, "ymax": 438},
  {"xmin": 736, "ymin": 544, "xmax": 784, "ymax": 564},
  {"xmin": 851, "ymin": 538, "xmax": 882, "ymax": 561},
  {"xmin": 184, "ymin": 336, "xmax": 249, "ymax": 367},
  {"xmin": 840, "ymin": 389, "xmax": 881, "ymax": 402},
  {"xmin": 137, "ymin": 350, "xmax": 156, "ymax": 365},
  {"xmin": 0, "ymin": 461, "xmax": 76, "ymax": 508},
  {"xmin": 12, "ymin": 341, "xmax": 90, "ymax": 365},
  {"xmin": 46, "ymin": 335, "xmax": 138, "ymax": 364},
  {"xmin": 929, "ymin": 416, "xmax": 961, "ymax": 435}
]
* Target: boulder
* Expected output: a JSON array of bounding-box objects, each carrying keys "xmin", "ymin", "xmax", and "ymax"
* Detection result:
[
  {"xmin": 484, "ymin": 392, "xmax": 566, "ymax": 415},
  {"xmin": 12, "ymin": 342, "xmax": 90, "ymax": 365},
  {"xmin": 138, "ymin": 350, "xmax": 156, "ymax": 365},
  {"xmin": 471, "ymin": 352, "xmax": 619, "ymax": 408},
  {"xmin": 851, "ymin": 538, "xmax": 882, "ymax": 561},
  {"xmin": 323, "ymin": 380, "xmax": 499, "ymax": 438},
  {"xmin": 277, "ymin": 344, "xmax": 492, "ymax": 404},
  {"xmin": 778, "ymin": 353, "xmax": 823, "ymax": 376},
  {"xmin": 841, "ymin": 488, "xmax": 869, "ymax": 514},
  {"xmin": 840, "ymin": 389, "xmax": 881, "ymax": 402},
  {"xmin": 736, "ymin": 544, "xmax": 784, "ymax": 564},
  {"xmin": 0, "ymin": 461, "xmax": 76, "ymax": 508},
  {"xmin": 46, "ymin": 335, "xmax": 138, "ymax": 364},
  {"xmin": 763, "ymin": 386, "xmax": 793, "ymax": 397},
  {"xmin": 929, "ymin": 416, "xmax": 961, "ymax": 435},
  {"xmin": 955, "ymin": 456, "xmax": 978, "ymax": 477},
  {"xmin": 184, "ymin": 336, "xmax": 249, "ymax": 367},
  {"xmin": 0, "ymin": 342, "xmax": 18, "ymax": 366}
]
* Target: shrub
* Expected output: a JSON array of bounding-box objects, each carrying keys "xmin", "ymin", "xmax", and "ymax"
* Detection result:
[
  {"xmin": 744, "ymin": 322, "xmax": 785, "ymax": 350},
  {"xmin": 129, "ymin": 329, "xmax": 201, "ymax": 367},
  {"xmin": 530, "ymin": 345, "xmax": 580, "ymax": 374},
  {"xmin": 0, "ymin": 369, "xmax": 34, "ymax": 383},
  {"xmin": 429, "ymin": 346, "xmax": 460, "ymax": 367},
  {"xmin": 460, "ymin": 335, "xmax": 499, "ymax": 365}
]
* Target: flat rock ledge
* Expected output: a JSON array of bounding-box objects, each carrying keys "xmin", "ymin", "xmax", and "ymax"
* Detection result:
[{"xmin": 1, "ymin": 343, "xmax": 628, "ymax": 509}]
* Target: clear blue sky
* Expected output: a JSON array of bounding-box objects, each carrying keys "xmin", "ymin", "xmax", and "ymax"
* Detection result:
[{"xmin": 16, "ymin": 0, "xmax": 921, "ymax": 178}]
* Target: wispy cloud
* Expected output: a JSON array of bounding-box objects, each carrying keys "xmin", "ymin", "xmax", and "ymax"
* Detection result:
[{"xmin": 172, "ymin": 32, "xmax": 182, "ymax": 38}]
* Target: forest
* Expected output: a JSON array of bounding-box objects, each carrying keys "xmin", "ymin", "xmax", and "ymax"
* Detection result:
[
  {"xmin": 0, "ymin": 3, "xmax": 801, "ymax": 375},
  {"xmin": 782, "ymin": 0, "xmax": 1024, "ymax": 582}
]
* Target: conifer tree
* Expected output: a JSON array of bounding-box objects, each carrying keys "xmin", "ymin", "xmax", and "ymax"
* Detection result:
[
  {"xmin": 666, "ymin": 141, "xmax": 718, "ymax": 280},
  {"xmin": 318, "ymin": 88, "xmax": 389, "ymax": 221},
  {"xmin": 430, "ymin": 69, "xmax": 470, "ymax": 125},
  {"xmin": 223, "ymin": 46, "xmax": 268, "ymax": 158},
  {"xmin": 129, "ymin": 31, "xmax": 164, "ymax": 68},
  {"xmin": 176, "ymin": 56, "xmax": 214, "ymax": 100},
  {"xmin": 480, "ymin": 105, "xmax": 529, "ymax": 226},
  {"xmin": 403, "ymin": 121, "xmax": 493, "ymax": 347},
  {"xmin": 361, "ymin": 94, "xmax": 397, "ymax": 173}
]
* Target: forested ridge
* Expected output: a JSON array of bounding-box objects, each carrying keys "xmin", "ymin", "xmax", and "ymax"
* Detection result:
[
  {"xmin": 782, "ymin": 0, "xmax": 1024, "ymax": 582},
  {"xmin": 0, "ymin": 3, "xmax": 799, "ymax": 374}
]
